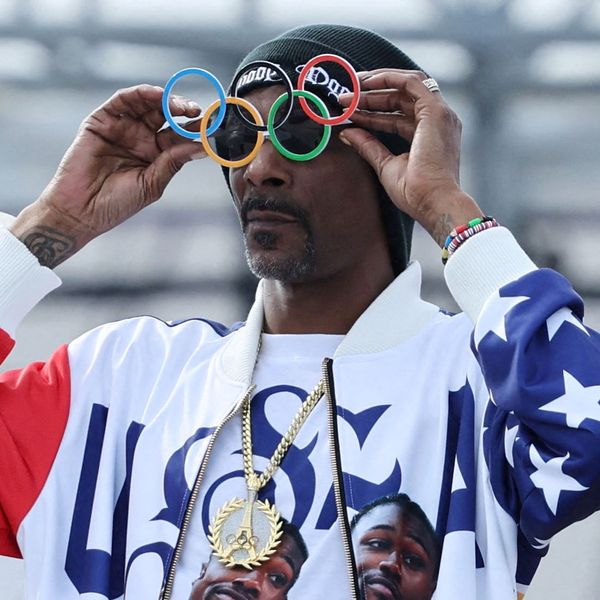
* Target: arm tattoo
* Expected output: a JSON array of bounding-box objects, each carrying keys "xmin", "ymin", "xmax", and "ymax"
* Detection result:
[
  {"xmin": 431, "ymin": 213, "xmax": 453, "ymax": 248},
  {"xmin": 20, "ymin": 226, "xmax": 75, "ymax": 269}
]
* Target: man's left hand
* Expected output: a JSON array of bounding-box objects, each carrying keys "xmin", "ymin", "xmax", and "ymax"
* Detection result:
[{"xmin": 338, "ymin": 69, "xmax": 483, "ymax": 247}]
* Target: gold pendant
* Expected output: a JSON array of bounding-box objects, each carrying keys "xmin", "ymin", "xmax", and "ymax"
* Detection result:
[{"xmin": 208, "ymin": 490, "xmax": 283, "ymax": 569}]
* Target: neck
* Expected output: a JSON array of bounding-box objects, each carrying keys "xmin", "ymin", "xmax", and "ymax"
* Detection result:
[{"xmin": 261, "ymin": 259, "xmax": 396, "ymax": 335}]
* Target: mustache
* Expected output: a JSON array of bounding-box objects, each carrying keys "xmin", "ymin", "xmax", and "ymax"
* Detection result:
[
  {"xmin": 205, "ymin": 583, "xmax": 254, "ymax": 600},
  {"xmin": 241, "ymin": 195, "xmax": 311, "ymax": 231},
  {"xmin": 362, "ymin": 570, "xmax": 401, "ymax": 600}
]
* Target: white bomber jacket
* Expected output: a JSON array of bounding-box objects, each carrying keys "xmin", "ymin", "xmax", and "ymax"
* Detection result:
[{"xmin": 1, "ymin": 223, "xmax": 600, "ymax": 599}]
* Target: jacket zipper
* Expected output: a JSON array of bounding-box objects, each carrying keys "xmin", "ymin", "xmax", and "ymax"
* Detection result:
[
  {"xmin": 323, "ymin": 358, "xmax": 359, "ymax": 600},
  {"xmin": 159, "ymin": 384, "xmax": 255, "ymax": 600}
]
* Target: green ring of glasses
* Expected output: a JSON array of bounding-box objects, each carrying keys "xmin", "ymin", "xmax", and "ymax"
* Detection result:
[{"xmin": 267, "ymin": 90, "xmax": 332, "ymax": 162}]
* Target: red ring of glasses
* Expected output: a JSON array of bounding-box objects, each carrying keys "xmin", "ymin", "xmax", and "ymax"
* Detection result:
[{"xmin": 297, "ymin": 54, "xmax": 360, "ymax": 126}]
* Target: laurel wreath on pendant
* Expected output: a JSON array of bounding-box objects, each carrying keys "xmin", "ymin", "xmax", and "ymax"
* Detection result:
[{"xmin": 208, "ymin": 498, "xmax": 283, "ymax": 570}]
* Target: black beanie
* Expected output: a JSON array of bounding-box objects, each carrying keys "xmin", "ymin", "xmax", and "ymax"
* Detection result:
[{"xmin": 223, "ymin": 24, "xmax": 425, "ymax": 275}]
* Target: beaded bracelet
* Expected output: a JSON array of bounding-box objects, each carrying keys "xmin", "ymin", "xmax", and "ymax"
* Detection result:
[{"xmin": 442, "ymin": 216, "xmax": 498, "ymax": 264}]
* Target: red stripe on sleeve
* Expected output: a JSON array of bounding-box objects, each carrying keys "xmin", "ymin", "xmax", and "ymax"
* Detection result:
[{"xmin": 0, "ymin": 343, "xmax": 71, "ymax": 557}]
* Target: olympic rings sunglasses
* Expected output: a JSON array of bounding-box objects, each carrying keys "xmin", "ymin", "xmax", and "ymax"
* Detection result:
[
  {"xmin": 206, "ymin": 94, "xmax": 355, "ymax": 166},
  {"xmin": 161, "ymin": 54, "xmax": 360, "ymax": 166}
]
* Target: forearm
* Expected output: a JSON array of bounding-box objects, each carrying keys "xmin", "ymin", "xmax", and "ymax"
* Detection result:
[
  {"xmin": 8, "ymin": 200, "xmax": 94, "ymax": 269},
  {"xmin": 418, "ymin": 188, "xmax": 484, "ymax": 248}
]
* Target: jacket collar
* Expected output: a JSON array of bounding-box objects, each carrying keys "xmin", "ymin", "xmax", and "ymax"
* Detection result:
[
  {"xmin": 334, "ymin": 261, "xmax": 442, "ymax": 358},
  {"xmin": 220, "ymin": 261, "xmax": 441, "ymax": 383}
]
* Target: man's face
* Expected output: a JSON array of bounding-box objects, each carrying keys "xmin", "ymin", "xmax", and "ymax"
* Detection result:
[
  {"xmin": 228, "ymin": 85, "xmax": 387, "ymax": 283},
  {"xmin": 352, "ymin": 503, "xmax": 439, "ymax": 600},
  {"xmin": 189, "ymin": 535, "xmax": 305, "ymax": 600}
]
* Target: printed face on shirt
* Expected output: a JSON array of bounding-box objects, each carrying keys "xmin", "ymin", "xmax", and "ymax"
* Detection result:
[
  {"xmin": 352, "ymin": 501, "xmax": 439, "ymax": 600},
  {"xmin": 189, "ymin": 534, "xmax": 306, "ymax": 600}
]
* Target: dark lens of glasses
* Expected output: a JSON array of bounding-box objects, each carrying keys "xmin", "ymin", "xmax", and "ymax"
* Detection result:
[
  {"xmin": 211, "ymin": 105, "xmax": 259, "ymax": 162},
  {"xmin": 272, "ymin": 102, "xmax": 326, "ymax": 155}
]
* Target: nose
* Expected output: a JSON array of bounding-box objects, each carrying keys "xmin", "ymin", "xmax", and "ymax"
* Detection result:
[
  {"xmin": 242, "ymin": 137, "xmax": 292, "ymax": 190},
  {"xmin": 232, "ymin": 571, "xmax": 263, "ymax": 598},
  {"xmin": 380, "ymin": 553, "xmax": 401, "ymax": 577}
]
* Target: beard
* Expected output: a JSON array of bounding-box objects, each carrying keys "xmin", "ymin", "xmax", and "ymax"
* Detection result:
[
  {"xmin": 240, "ymin": 195, "xmax": 316, "ymax": 282},
  {"xmin": 244, "ymin": 230, "xmax": 316, "ymax": 281}
]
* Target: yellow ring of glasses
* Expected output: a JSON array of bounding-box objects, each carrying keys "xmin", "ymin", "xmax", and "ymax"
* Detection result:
[{"xmin": 200, "ymin": 97, "xmax": 264, "ymax": 168}]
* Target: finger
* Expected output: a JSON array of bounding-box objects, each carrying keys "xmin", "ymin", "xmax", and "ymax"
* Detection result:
[
  {"xmin": 339, "ymin": 127, "xmax": 406, "ymax": 184},
  {"xmin": 85, "ymin": 103, "xmax": 204, "ymax": 165},
  {"xmin": 358, "ymin": 68, "xmax": 428, "ymax": 78},
  {"xmin": 348, "ymin": 110, "xmax": 416, "ymax": 142},
  {"xmin": 156, "ymin": 119, "xmax": 203, "ymax": 150},
  {"xmin": 102, "ymin": 85, "xmax": 200, "ymax": 120},
  {"xmin": 101, "ymin": 85, "xmax": 164, "ymax": 118},
  {"xmin": 165, "ymin": 94, "xmax": 202, "ymax": 118},
  {"xmin": 340, "ymin": 88, "xmax": 415, "ymax": 117},
  {"xmin": 359, "ymin": 71, "xmax": 443, "ymax": 104},
  {"xmin": 109, "ymin": 101, "xmax": 203, "ymax": 152},
  {"xmin": 142, "ymin": 143, "xmax": 206, "ymax": 203},
  {"xmin": 144, "ymin": 106, "xmax": 202, "ymax": 133},
  {"xmin": 142, "ymin": 108, "xmax": 173, "ymax": 132}
]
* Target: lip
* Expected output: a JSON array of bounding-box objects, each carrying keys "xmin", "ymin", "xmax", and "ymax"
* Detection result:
[
  {"xmin": 246, "ymin": 209, "xmax": 298, "ymax": 224},
  {"xmin": 364, "ymin": 574, "xmax": 401, "ymax": 600},
  {"xmin": 207, "ymin": 585, "xmax": 253, "ymax": 600}
]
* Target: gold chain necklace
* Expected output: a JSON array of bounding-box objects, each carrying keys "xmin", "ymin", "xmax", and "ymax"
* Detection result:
[{"xmin": 208, "ymin": 376, "xmax": 325, "ymax": 569}]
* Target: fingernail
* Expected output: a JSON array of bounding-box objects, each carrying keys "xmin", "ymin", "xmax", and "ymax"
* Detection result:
[
  {"xmin": 173, "ymin": 98, "xmax": 194, "ymax": 110},
  {"xmin": 191, "ymin": 151, "xmax": 206, "ymax": 160},
  {"xmin": 339, "ymin": 132, "xmax": 351, "ymax": 146}
]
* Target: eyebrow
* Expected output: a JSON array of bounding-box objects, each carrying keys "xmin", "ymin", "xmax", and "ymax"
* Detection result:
[
  {"xmin": 365, "ymin": 524, "xmax": 395, "ymax": 533},
  {"xmin": 282, "ymin": 553, "xmax": 299, "ymax": 577},
  {"xmin": 365, "ymin": 524, "xmax": 433, "ymax": 560},
  {"xmin": 406, "ymin": 531, "xmax": 433, "ymax": 559}
]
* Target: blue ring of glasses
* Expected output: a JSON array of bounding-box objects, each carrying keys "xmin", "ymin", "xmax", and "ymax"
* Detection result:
[{"xmin": 162, "ymin": 67, "xmax": 227, "ymax": 139}]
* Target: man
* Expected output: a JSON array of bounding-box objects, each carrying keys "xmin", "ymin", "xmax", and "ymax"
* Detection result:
[
  {"xmin": 189, "ymin": 521, "xmax": 308, "ymax": 600},
  {"xmin": 350, "ymin": 494, "xmax": 441, "ymax": 600},
  {"xmin": 1, "ymin": 23, "xmax": 600, "ymax": 600}
]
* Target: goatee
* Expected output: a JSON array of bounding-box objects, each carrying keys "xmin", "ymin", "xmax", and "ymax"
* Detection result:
[{"xmin": 240, "ymin": 195, "xmax": 316, "ymax": 282}]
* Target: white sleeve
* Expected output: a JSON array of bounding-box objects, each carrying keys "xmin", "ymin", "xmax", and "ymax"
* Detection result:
[
  {"xmin": 444, "ymin": 226, "xmax": 537, "ymax": 322},
  {"xmin": 0, "ymin": 216, "xmax": 62, "ymax": 337}
]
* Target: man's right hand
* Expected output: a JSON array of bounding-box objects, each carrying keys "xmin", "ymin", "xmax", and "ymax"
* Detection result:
[{"xmin": 9, "ymin": 84, "xmax": 204, "ymax": 268}]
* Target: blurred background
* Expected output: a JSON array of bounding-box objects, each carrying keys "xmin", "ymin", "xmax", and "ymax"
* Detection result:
[{"xmin": 1, "ymin": 0, "xmax": 599, "ymax": 598}]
